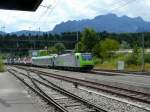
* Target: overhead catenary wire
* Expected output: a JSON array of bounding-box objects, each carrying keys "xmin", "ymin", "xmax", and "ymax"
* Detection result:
[
  {"xmin": 24, "ymin": 0, "xmax": 54, "ymax": 32},
  {"xmin": 86, "ymin": 0, "xmax": 138, "ymax": 14},
  {"xmin": 31, "ymin": 0, "xmax": 58, "ymax": 31},
  {"xmin": 37, "ymin": 0, "xmax": 58, "ymax": 30},
  {"xmin": 111, "ymin": 0, "xmax": 138, "ymax": 11}
]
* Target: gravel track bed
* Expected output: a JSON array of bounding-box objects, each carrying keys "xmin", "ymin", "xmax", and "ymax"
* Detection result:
[
  {"xmin": 10, "ymin": 68, "xmax": 102, "ymax": 112},
  {"xmin": 15, "ymin": 66, "xmax": 150, "ymax": 93},
  {"xmin": 27, "ymin": 87, "xmax": 57, "ymax": 112},
  {"xmin": 36, "ymin": 81, "xmax": 96, "ymax": 112},
  {"xmin": 9, "ymin": 70, "xmax": 59, "ymax": 112},
  {"xmin": 10, "ymin": 66, "xmax": 150, "ymax": 112},
  {"xmin": 42, "ymin": 75, "xmax": 150, "ymax": 112},
  {"xmin": 30, "ymin": 67, "xmax": 150, "ymax": 93}
]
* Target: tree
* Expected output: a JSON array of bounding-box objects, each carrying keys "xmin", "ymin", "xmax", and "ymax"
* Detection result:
[
  {"xmin": 0, "ymin": 55, "xmax": 4, "ymax": 72},
  {"xmin": 75, "ymin": 41, "xmax": 84, "ymax": 52},
  {"xmin": 54, "ymin": 43, "xmax": 66, "ymax": 54},
  {"xmin": 48, "ymin": 43, "xmax": 66, "ymax": 54},
  {"xmin": 126, "ymin": 42, "xmax": 141, "ymax": 65},
  {"xmin": 48, "ymin": 47, "xmax": 58, "ymax": 54},
  {"xmin": 92, "ymin": 42, "xmax": 101, "ymax": 57},
  {"xmin": 81, "ymin": 28, "xmax": 98, "ymax": 52},
  {"xmin": 39, "ymin": 50, "xmax": 48, "ymax": 56},
  {"xmin": 100, "ymin": 38, "xmax": 120, "ymax": 60},
  {"xmin": 120, "ymin": 41, "xmax": 131, "ymax": 49}
]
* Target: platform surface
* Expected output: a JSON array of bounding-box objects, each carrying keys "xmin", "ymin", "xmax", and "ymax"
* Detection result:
[{"xmin": 0, "ymin": 72, "xmax": 41, "ymax": 112}]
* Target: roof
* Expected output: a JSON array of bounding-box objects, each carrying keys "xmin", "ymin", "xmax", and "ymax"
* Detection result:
[
  {"xmin": 32, "ymin": 55, "xmax": 57, "ymax": 59},
  {"xmin": 0, "ymin": 0, "xmax": 43, "ymax": 11}
]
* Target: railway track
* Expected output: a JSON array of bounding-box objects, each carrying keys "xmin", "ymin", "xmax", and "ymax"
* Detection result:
[
  {"xmin": 8, "ymin": 67, "xmax": 107, "ymax": 112},
  {"xmin": 92, "ymin": 69, "xmax": 150, "ymax": 76},
  {"xmin": 14, "ymin": 66, "xmax": 150, "ymax": 105},
  {"xmin": 13, "ymin": 64, "xmax": 150, "ymax": 76}
]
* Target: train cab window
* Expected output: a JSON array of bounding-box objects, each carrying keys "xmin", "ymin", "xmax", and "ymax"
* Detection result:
[{"xmin": 81, "ymin": 54, "xmax": 92, "ymax": 61}]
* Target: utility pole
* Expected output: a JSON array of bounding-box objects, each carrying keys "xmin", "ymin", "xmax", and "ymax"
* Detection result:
[
  {"xmin": 29, "ymin": 27, "xmax": 36, "ymax": 50},
  {"xmin": 1, "ymin": 26, "xmax": 5, "ymax": 32},
  {"xmin": 33, "ymin": 28, "xmax": 36, "ymax": 50},
  {"xmin": 1, "ymin": 26, "xmax": 6, "ymax": 54},
  {"xmin": 141, "ymin": 33, "xmax": 145, "ymax": 72},
  {"xmin": 38, "ymin": 27, "xmax": 40, "ymax": 36},
  {"xmin": 38, "ymin": 27, "xmax": 40, "ymax": 50},
  {"xmin": 76, "ymin": 31, "xmax": 79, "ymax": 52}
]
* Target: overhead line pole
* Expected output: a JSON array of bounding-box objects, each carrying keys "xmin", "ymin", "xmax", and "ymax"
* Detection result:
[
  {"xmin": 77, "ymin": 31, "xmax": 79, "ymax": 52},
  {"xmin": 38, "ymin": 27, "xmax": 40, "ymax": 50},
  {"xmin": 141, "ymin": 33, "xmax": 145, "ymax": 72}
]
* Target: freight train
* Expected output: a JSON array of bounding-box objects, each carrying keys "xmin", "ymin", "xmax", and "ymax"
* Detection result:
[{"xmin": 7, "ymin": 53, "xmax": 94, "ymax": 71}]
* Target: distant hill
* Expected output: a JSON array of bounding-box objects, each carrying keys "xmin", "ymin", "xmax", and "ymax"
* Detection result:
[
  {"xmin": 0, "ymin": 31, "xmax": 6, "ymax": 35},
  {"xmin": 9, "ymin": 30, "xmax": 45, "ymax": 36},
  {"xmin": 52, "ymin": 13, "xmax": 150, "ymax": 33}
]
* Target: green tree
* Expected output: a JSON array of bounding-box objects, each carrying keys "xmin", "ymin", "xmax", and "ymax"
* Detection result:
[
  {"xmin": 100, "ymin": 38, "xmax": 120, "ymax": 60},
  {"xmin": 54, "ymin": 43, "xmax": 66, "ymax": 54},
  {"xmin": 0, "ymin": 56, "xmax": 4, "ymax": 72},
  {"xmin": 120, "ymin": 41, "xmax": 131, "ymax": 49},
  {"xmin": 92, "ymin": 42, "xmax": 101, "ymax": 57},
  {"xmin": 48, "ymin": 47, "xmax": 58, "ymax": 54},
  {"xmin": 126, "ymin": 42, "xmax": 141, "ymax": 65},
  {"xmin": 145, "ymin": 53, "xmax": 150, "ymax": 63},
  {"xmin": 81, "ymin": 28, "xmax": 98, "ymax": 52},
  {"xmin": 48, "ymin": 43, "xmax": 66, "ymax": 54},
  {"xmin": 39, "ymin": 50, "xmax": 48, "ymax": 56},
  {"xmin": 75, "ymin": 41, "xmax": 84, "ymax": 52}
]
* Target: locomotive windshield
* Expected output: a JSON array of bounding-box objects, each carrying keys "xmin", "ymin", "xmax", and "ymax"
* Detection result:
[{"xmin": 81, "ymin": 54, "xmax": 92, "ymax": 61}]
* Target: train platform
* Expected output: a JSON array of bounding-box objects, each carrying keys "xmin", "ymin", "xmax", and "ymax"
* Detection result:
[{"xmin": 0, "ymin": 72, "xmax": 42, "ymax": 112}]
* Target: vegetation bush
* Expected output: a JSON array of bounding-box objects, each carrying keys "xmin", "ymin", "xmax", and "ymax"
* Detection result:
[
  {"xmin": 48, "ymin": 43, "xmax": 66, "ymax": 54},
  {"xmin": 99, "ymin": 38, "xmax": 120, "ymax": 60},
  {"xmin": 125, "ymin": 42, "xmax": 141, "ymax": 65},
  {"xmin": 125, "ymin": 54, "xmax": 140, "ymax": 65},
  {"xmin": 93, "ymin": 57, "xmax": 102, "ymax": 65},
  {"xmin": 0, "ymin": 58, "xmax": 4, "ymax": 72},
  {"xmin": 145, "ymin": 53, "xmax": 150, "ymax": 63}
]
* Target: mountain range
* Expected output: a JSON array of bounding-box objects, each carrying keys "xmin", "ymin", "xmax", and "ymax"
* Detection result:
[
  {"xmin": 52, "ymin": 13, "xmax": 150, "ymax": 33},
  {"xmin": 10, "ymin": 30, "xmax": 46, "ymax": 36},
  {"xmin": 3, "ymin": 13, "xmax": 150, "ymax": 36},
  {"xmin": 0, "ymin": 31, "xmax": 6, "ymax": 35}
]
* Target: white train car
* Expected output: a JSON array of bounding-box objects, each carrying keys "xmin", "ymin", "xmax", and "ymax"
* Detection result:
[{"xmin": 32, "ymin": 55, "xmax": 57, "ymax": 67}]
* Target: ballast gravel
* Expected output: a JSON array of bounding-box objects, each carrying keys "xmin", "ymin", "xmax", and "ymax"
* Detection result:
[
  {"xmin": 10, "ymin": 67, "xmax": 150, "ymax": 112},
  {"xmin": 43, "ymin": 75, "xmax": 150, "ymax": 112}
]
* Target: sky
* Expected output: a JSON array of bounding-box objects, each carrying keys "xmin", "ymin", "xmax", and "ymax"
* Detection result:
[{"xmin": 0, "ymin": 0, "xmax": 150, "ymax": 33}]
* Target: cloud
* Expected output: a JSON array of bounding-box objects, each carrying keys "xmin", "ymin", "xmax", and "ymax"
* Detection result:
[{"xmin": 0, "ymin": 0, "xmax": 150, "ymax": 32}]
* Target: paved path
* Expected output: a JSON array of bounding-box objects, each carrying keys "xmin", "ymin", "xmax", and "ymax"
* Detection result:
[{"xmin": 0, "ymin": 72, "xmax": 42, "ymax": 112}]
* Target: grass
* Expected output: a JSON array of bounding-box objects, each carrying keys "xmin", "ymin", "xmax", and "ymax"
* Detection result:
[
  {"xmin": 0, "ymin": 58, "xmax": 4, "ymax": 72},
  {"xmin": 94, "ymin": 63, "xmax": 116, "ymax": 70},
  {"xmin": 144, "ymin": 63, "xmax": 150, "ymax": 72},
  {"xmin": 95, "ymin": 63, "xmax": 150, "ymax": 72},
  {"xmin": 94, "ymin": 53, "xmax": 150, "ymax": 72}
]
